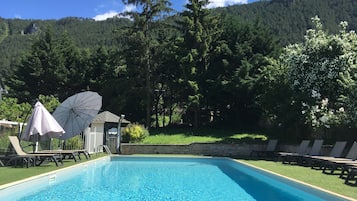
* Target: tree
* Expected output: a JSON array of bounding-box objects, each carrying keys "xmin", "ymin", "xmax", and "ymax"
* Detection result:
[
  {"xmin": 121, "ymin": 0, "xmax": 173, "ymax": 127},
  {"xmin": 9, "ymin": 28, "xmax": 68, "ymax": 102},
  {"xmin": 8, "ymin": 28, "xmax": 88, "ymax": 103},
  {"xmin": 202, "ymin": 16, "xmax": 280, "ymax": 129},
  {"xmin": 177, "ymin": 0, "xmax": 222, "ymax": 128},
  {"xmin": 0, "ymin": 95, "xmax": 59, "ymax": 122},
  {"xmin": 0, "ymin": 97, "xmax": 31, "ymax": 122},
  {"xmin": 9, "ymin": 29, "xmax": 86, "ymax": 102},
  {"xmin": 57, "ymin": 32, "xmax": 88, "ymax": 97},
  {"xmin": 87, "ymin": 46, "xmax": 118, "ymax": 92},
  {"xmin": 282, "ymin": 16, "xmax": 357, "ymax": 132}
]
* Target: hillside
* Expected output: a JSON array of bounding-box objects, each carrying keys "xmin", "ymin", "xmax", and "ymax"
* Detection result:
[
  {"xmin": 0, "ymin": 0, "xmax": 356, "ymax": 78},
  {"xmin": 216, "ymin": 0, "xmax": 357, "ymax": 46},
  {"xmin": 0, "ymin": 17, "xmax": 131, "ymax": 78}
]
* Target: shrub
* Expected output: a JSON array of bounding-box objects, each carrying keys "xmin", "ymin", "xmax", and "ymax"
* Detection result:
[
  {"xmin": 64, "ymin": 135, "xmax": 84, "ymax": 150},
  {"xmin": 122, "ymin": 123, "xmax": 149, "ymax": 143}
]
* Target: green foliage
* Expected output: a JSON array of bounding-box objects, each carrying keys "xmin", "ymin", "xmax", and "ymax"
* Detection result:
[
  {"xmin": 8, "ymin": 28, "xmax": 91, "ymax": 102},
  {"xmin": 216, "ymin": 0, "xmax": 357, "ymax": 46},
  {"xmin": 0, "ymin": 20, "xmax": 9, "ymax": 44},
  {"xmin": 283, "ymin": 16, "xmax": 357, "ymax": 130},
  {"xmin": 65, "ymin": 135, "xmax": 84, "ymax": 150},
  {"xmin": 177, "ymin": 0, "xmax": 222, "ymax": 128},
  {"xmin": 0, "ymin": 95, "xmax": 59, "ymax": 122},
  {"xmin": 256, "ymin": 58, "xmax": 300, "ymax": 129},
  {"xmin": 0, "ymin": 97, "xmax": 31, "ymax": 122},
  {"xmin": 122, "ymin": 123, "xmax": 149, "ymax": 143},
  {"xmin": 121, "ymin": 0, "xmax": 173, "ymax": 127},
  {"xmin": 38, "ymin": 94, "xmax": 60, "ymax": 113}
]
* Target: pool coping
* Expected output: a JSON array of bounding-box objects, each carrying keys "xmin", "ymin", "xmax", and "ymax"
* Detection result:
[{"xmin": 0, "ymin": 154, "xmax": 356, "ymax": 201}]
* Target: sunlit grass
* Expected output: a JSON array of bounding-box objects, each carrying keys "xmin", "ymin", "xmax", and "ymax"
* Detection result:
[
  {"xmin": 141, "ymin": 129, "xmax": 268, "ymax": 144},
  {"xmin": 140, "ymin": 134, "xmax": 219, "ymax": 144},
  {"xmin": 140, "ymin": 133, "xmax": 267, "ymax": 144},
  {"xmin": 0, "ymin": 153, "xmax": 108, "ymax": 186},
  {"xmin": 240, "ymin": 159, "xmax": 357, "ymax": 200}
]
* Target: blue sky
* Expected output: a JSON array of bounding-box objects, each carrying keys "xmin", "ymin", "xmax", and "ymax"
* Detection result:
[{"xmin": 1, "ymin": 0, "xmax": 259, "ymax": 21}]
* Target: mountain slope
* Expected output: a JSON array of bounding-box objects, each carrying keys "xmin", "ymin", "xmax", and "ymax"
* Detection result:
[{"xmin": 216, "ymin": 0, "xmax": 357, "ymax": 45}]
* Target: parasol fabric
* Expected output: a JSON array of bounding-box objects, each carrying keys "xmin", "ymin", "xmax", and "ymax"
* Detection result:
[
  {"xmin": 52, "ymin": 91, "xmax": 102, "ymax": 140},
  {"xmin": 21, "ymin": 101, "xmax": 65, "ymax": 142}
]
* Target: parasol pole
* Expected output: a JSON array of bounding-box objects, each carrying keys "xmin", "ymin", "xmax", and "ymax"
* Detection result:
[{"xmin": 116, "ymin": 114, "xmax": 125, "ymax": 154}]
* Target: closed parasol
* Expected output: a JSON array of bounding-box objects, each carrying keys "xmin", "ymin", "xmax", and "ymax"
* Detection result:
[
  {"xmin": 21, "ymin": 101, "xmax": 65, "ymax": 152},
  {"xmin": 52, "ymin": 91, "xmax": 102, "ymax": 140}
]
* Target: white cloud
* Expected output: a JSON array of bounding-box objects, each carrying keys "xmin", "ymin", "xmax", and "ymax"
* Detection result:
[
  {"xmin": 93, "ymin": 10, "xmax": 118, "ymax": 21},
  {"xmin": 123, "ymin": 4, "xmax": 136, "ymax": 13},
  {"xmin": 207, "ymin": 0, "xmax": 248, "ymax": 8},
  {"xmin": 93, "ymin": 4, "xmax": 137, "ymax": 21}
]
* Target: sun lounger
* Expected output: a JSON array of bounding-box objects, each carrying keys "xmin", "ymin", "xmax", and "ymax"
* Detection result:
[
  {"xmin": 292, "ymin": 139, "xmax": 324, "ymax": 165},
  {"xmin": 0, "ymin": 150, "xmax": 10, "ymax": 167},
  {"xmin": 279, "ymin": 140, "xmax": 310, "ymax": 157},
  {"xmin": 250, "ymin": 139, "xmax": 278, "ymax": 158},
  {"xmin": 342, "ymin": 165, "xmax": 357, "ymax": 185},
  {"xmin": 306, "ymin": 141, "xmax": 347, "ymax": 169},
  {"xmin": 8, "ymin": 136, "xmax": 63, "ymax": 167},
  {"xmin": 279, "ymin": 140, "xmax": 312, "ymax": 164},
  {"xmin": 37, "ymin": 149, "xmax": 90, "ymax": 162},
  {"xmin": 320, "ymin": 141, "xmax": 357, "ymax": 175}
]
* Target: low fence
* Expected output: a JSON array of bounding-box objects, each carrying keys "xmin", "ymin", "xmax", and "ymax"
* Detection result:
[{"xmin": 120, "ymin": 143, "xmax": 335, "ymax": 157}]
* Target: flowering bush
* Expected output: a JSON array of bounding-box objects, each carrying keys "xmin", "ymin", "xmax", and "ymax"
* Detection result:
[
  {"xmin": 122, "ymin": 123, "xmax": 149, "ymax": 143},
  {"xmin": 302, "ymin": 91, "xmax": 346, "ymax": 130},
  {"xmin": 282, "ymin": 16, "xmax": 357, "ymax": 127}
]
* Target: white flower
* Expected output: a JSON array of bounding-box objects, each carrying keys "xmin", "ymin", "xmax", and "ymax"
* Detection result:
[
  {"xmin": 311, "ymin": 90, "xmax": 321, "ymax": 99},
  {"xmin": 321, "ymin": 98, "xmax": 328, "ymax": 107},
  {"xmin": 319, "ymin": 115, "xmax": 329, "ymax": 123}
]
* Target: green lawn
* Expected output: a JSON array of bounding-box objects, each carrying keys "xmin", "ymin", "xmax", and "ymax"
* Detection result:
[
  {"xmin": 240, "ymin": 159, "xmax": 357, "ymax": 200},
  {"xmin": 0, "ymin": 153, "xmax": 107, "ymax": 186},
  {"xmin": 141, "ymin": 129, "xmax": 268, "ymax": 144}
]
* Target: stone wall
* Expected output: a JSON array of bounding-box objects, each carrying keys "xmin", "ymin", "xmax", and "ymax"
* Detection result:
[
  {"xmin": 120, "ymin": 143, "xmax": 335, "ymax": 157},
  {"xmin": 121, "ymin": 143, "xmax": 273, "ymax": 157}
]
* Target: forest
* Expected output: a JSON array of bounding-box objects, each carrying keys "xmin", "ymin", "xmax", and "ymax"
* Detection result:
[{"xmin": 0, "ymin": 0, "xmax": 356, "ymax": 140}]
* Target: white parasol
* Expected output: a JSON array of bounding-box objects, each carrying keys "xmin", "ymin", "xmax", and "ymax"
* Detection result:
[{"xmin": 21, "ymin": 101, "xmax": 65, "ymax": 152}]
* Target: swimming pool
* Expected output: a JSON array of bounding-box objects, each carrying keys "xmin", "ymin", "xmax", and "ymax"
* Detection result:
[{"xmin": 0, "ymin": 156, "xmax": 351, "ymax": 201}]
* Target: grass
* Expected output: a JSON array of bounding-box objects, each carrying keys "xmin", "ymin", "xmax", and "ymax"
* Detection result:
[
  {"xmin": 141, "ymin": 128, "xmax": 268, "ymax": 144},
  {"xmin": 0, "ymin": 153, "xmax": 108, "ymax": 186},
  {"xmin": 240, "ymin": 159, "xmax": 357, "ymax": 200}
]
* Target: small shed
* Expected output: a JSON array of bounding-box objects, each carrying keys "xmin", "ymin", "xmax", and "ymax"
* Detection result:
[{"xmin": 85, "ymin": 111, "xmax": 130, "ymax": 153}]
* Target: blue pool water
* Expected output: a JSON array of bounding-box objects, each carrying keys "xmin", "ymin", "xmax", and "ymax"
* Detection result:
[{"xmin": 0, "ymin": 156, "xmax": 350, "ymax": 201}]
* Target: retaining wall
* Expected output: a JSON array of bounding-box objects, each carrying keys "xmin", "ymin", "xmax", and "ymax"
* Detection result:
[{"xmin": 120, "ymin": 143, "xmax": 335, "ymax": 157}]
